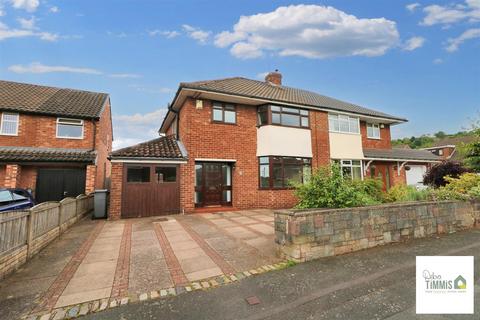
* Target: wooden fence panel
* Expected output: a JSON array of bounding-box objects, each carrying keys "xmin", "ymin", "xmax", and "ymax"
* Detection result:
[
  {"xmin": 59, "ymin": 198, "xmax": 77, "ymax": 224},
  {"xmin": 0, "ymin": 211, "xmax": 29, "ymax": 256},
  {"xmin": 31, "ymin": 202, "xmax": 60, "ymax": 238}
]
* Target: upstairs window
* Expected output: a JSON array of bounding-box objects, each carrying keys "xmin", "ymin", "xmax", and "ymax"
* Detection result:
[
  {"xmin": 328, "ymin": 114, "xmax": 359, "ymax": 134},
  {"xmin": 0, "ymin": 113, "xmax": 19, "ymax": 136},
  {"xmin": 212, "ymin": 102, "xmax": 236, "ymax": 124},
  {"xmin": 57, "ymin": 118, "xmax": 84, "ymax": 139},
  {"xmin": 367, "ymin": 123, "xmax": 381, "ymax": 139},
  {"xmin": 257, "ymin": 105, "xmax": 309, "ymax": 128}
]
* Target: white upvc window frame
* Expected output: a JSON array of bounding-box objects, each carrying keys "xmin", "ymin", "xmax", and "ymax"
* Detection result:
[
  {"xmin": 338, "ymin": 159, "xmax": 364, "ymax": 180},
  {"xmin": 0, "ymin": 112, "xmax": 19, "ymax": 136},
  {"xmin": 328, "ymin": 113, "xmax": 360, "ymax": 134},
  {"xmin": 56, "ymin": 118, "xmax": 84, "ymax": 139},
  {"xmin": 366, "ymin": 123, "xmax": 381, "ymax": 139}
]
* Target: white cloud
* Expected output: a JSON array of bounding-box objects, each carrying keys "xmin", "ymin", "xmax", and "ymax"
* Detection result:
[
  {"xmin": 182, "ymin": 24, "xmax": 211, "ymax": 44},
  {"xmin": 17, "ymin": 16, "xmax": 36, "ymax": 29},
  {"xmin": 109, "ymin": 73, "xmax": 142, "ymax": 79},
  {"xmin": 112, "ymin": 108, "xmax": 167, "ymax": 149},
  {"xmin": 148, "ymin": 30, "xmax": 180, "ymax": 38},
  {"xmin": 214, "ymin": 4, "xmax": 399, "ymax": 59},
  {"xmin": 433, "ymin": 58, "xmax": 444, "ymax": 64},
  {"xmin": 403, "ymin": 36, "xmax": 425, "ymax": 51},
  {"xmin": 8, "ymin": 62, "xmax": 103, "ymax": 74},
  {"xmin": 107, "ymin": 31, "xmax": 127, "ymax": 38},
  {"xmin": 0, "ymin": 21, "xmax": 58, "ymax": 41},
  {"xmin": 10, "ymin": 0, "xmax": 39, "ymax": 12},
  {"xmin": 421, "ymin": 0, "xmax": 480, "ymax": 26},
  {"xmin": 445, "ymin": 28, "xmax": 480, "ymax": 52},
  {"xmin": 49, "ymin": 6, "xmax": 59, "ymax": 13},
  {"xmin": 406, "ymin": 3, "xmax": 421, "ymax": 12},
  {"xmin": 256, "ymin": 72, "xmax": 269, "ymax": 79}
]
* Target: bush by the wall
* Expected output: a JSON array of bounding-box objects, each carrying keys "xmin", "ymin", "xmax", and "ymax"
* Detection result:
[
  {"xmin": 384, "ymin": 184, "xmax": 429, "ymax": 203},
  {"xmin": 429, "ymin": 173, "xmax": 480, "ymax": 200},
  {"xmin": 294, "ymin": 165, "xmax": 383, "ymax": 209},
  {"xmin": 423, "ymin": 161, "xmax": 470, "ymax": 187}
]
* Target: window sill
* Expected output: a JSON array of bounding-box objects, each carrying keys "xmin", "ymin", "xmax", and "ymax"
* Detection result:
[
  {"xmin": 211, "ymin": 121, "xmax": 237, "ymax": 126},
  {"xmin": 367, "ymin": 137, "xmax": 381, "ymax": 140},
  {"xmin": 259, "ymin": 187, "xmax": 295, "ymax": 191},
  {"xmin": 329, "ymin": 130, "xmax": 360, "ymax": 135},
  {"xmin": 56, "ymin": 136, "xmax": 84, "ymax": 140},
  {"xmin": 0, "ymin": 133, "xmax": 18, "ymax": 136}
]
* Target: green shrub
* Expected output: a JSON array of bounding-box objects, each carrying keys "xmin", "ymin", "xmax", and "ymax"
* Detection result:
[
  {"xmin": 351, "ymin": 178, "xmax": 385, "ymax": 203},
  {"xmin": 429, "ymin": 173, "xmax": 480, "ymax": 200},
  {"xmin": 294, "ymin": 164, "xmax": 382, "ymax": 209},
  {"xmin": 385, "ymin": 184, "xmax": 429, "ymax": 203}
]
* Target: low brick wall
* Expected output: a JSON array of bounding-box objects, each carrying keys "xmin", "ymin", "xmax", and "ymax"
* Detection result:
[{"xmin": 275, "ymin": 200, "xmax": 480, "ymax": 262}]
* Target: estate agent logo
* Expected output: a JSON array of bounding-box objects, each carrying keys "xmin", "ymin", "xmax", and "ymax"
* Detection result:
[{"xmin": 416, "ymin": 256, "xmax": 473, "ymax": 314}]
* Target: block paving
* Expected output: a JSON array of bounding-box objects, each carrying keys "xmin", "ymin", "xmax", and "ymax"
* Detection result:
[{"xmin": 0, "ymin": 209, "xmax": 282, "ymax": 320}]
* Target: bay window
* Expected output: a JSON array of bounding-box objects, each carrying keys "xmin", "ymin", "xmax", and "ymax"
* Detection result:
[
  {"xmin": 259, "ymin": 156, "xmax": 311, "ymax": 189},
  {"xmin": 257, "ymin": 105, "xmax": 309, "ymax": 128},
  {"xmin": 367, "ymin": 123, "xmax": 381, "ymax": 139},
  {"xmin": 328, "ymin": 114, "xmax": 359, "ymax": 134}
]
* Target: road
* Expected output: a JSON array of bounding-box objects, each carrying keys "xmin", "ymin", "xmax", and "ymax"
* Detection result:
[{"xmin": 84, "ymin": 229, "xmax": 480, "ymax": 320}]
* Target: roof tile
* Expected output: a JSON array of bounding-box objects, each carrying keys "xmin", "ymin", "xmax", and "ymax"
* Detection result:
[
  {"xmin": 181, "ymin": 77, "xmax": 406, "ymax": 121},
  {"xmin": 0, "ymin": 147, "xmax": 96, "ymax": 162},
  {"xmin": 0, "ymin": 80, "xmax": 108, "ymax": 119},
  {"xmin": 110, "ymin": 136, "xmax": 185, "ymax": 159}
]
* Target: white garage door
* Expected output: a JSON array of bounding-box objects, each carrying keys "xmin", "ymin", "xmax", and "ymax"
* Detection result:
[{"xmin": 406, "ymin": 165, "xmax": 427, "ymax": 188}]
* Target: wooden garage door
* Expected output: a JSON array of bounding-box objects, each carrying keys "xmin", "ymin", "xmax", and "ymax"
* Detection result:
[
  {"xmin": 122, "ymin": 164, "xmax": 180, "ymax": 218},
  {"xmin": 36, "ymin": 168, "xmax": 86, "ymax": 203}
]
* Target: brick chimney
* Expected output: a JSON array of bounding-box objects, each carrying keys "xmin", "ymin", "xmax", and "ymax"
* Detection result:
[{"xmin": 265, "ymin": 70, "xmax": 282, "ymax": 85}]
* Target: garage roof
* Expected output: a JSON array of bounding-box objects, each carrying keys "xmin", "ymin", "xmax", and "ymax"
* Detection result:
[
  {"xmin": 110, "ymin": 135, "xmax": 187, "ymax": 160},
  {"xmin": 364, "ymin": 148, "xmax": 442, "ymax": 162},
  {"xmin": 0, "ymin": 147, "xmax": 96, "ymax": 163}
]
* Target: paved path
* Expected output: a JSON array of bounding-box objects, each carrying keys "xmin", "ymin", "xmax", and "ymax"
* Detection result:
[
  {"xmin": 81, "ymin": 229, "xmax": 480, "ymax": 320},
  {"xmin": 0, "ymin": 209, "xmax": 280, "ymax": 319}
]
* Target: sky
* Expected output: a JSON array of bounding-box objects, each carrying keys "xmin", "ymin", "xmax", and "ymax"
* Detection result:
[{"xmin": 0, "ymin": 0, "xmax": 479, "ymax": 149}]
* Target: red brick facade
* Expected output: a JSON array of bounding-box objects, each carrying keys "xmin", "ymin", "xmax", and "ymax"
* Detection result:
[
  {"xmin": 174, "ymin": 98, "xmax": 331, "ymax": 213},
  {"xmin": 108, "ymin": 162, "xmax": 124, "ymax": 220},
  {"xmin": 0, "ymin": 101, "xmax": 112, "ymax": 197},
  {"xmin": 360, "ymin": 121, "xmax": 392, "ymax": 149}
]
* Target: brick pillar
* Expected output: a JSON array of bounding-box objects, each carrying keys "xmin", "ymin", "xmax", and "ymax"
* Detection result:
[
  {"xmin": 109, "ymin": 162, "xmax": 124, "ymax": 220},
  {"xmin": 85, "ymin": 165, "xmax": 97, "ymax": 194},
  {"xmin": 4, "ymin": 164, "xmax": 21, "ymax": 188}
]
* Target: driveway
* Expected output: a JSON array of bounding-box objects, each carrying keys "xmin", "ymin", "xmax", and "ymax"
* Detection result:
[
  {"xmin": 84, "ymin": 229, "xmax": 480, "ymax": 320},
  {"xmin": 0, "ymin": 209, "xmax": 281, "ymax": 319}
]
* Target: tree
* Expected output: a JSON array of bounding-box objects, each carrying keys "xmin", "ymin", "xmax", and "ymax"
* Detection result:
[
  {"xmin": 423, "ymin": 161, "xmax": 470, "ymax": 187},
  {"xmin": 434, "ymin": 131, "xmax": 446, "ymax": 139},
  {"xmin": 463, "ymin": 128, "xmax": 480, "ymax": 172}
]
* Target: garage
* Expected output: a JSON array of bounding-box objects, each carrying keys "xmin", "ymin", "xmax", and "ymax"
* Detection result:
[
  {"xmin": 121, "ymin": 164, "xmax": 180, "ymax": 218},
  {"xmin": 36, "ymin": 168, "xmax": 86, "ymax": 203},
  {"xmin": 406, "ymin": 165, "xmax": 427, "ymax": 188},
  {"xmin": 109, "ymin": 136, "xmax": 188, "ymax": 219}
]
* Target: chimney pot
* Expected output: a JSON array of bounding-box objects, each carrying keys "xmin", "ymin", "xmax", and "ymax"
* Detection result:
[{"xmin": 265, "ymin": 70, "xmax": 282, "ymax": 86}]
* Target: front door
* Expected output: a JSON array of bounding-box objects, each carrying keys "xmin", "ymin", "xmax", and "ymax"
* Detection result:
[
  {"xmin": 204, "ymin": 163, "xmax": 223, "ymax": 205},
  {"xmin": 195, "ymin": 162, "xmax": 232, "ymax": 207}
]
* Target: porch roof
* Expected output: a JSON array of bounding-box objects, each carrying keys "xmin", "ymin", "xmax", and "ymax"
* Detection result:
[
  {"xmin": 109, "ymin": 135, "xmax": 187, "ymax": 161},
  {"xmin": 0, "ymin": 147, "xmax": 96, "ymax": 163},
  {"xmin": 363, "ymin": 148, "xmax": 442, "ymax": 162}
]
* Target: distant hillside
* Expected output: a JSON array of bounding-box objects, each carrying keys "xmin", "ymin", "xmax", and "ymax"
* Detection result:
[{"xmin": 392, "ymin": 131, "xmax": 476, "ymax": 149}]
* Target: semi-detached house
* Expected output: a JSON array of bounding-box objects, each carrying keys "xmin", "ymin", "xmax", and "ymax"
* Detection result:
[
  {"xmin": 0, "ymin": 80, "xmax": 113, "ymax": 203},
  {"xmin": 109, "ymin": 71, "xmax": 441, "ymax": 219}
]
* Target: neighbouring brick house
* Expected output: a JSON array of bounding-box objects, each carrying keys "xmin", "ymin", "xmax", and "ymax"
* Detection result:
[
  {"xmin": 421, "ymin": 135, "xmax": 476, "ymax": 162},
  {"xmin": 109, "ymin": 71, "xmax": 440, "ymax": 219},
  {"xmin": 0, "ymin": 80, "xmax": 113, "ymax": 202}
]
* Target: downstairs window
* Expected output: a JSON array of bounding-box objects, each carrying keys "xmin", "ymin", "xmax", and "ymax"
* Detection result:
[{"xmin": 259, "ymin": 156, "xmax": 311, "ymax": 189}]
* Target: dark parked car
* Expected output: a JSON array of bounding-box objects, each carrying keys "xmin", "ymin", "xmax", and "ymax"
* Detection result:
[{"xmin": 0, "ymin": 188, "xmax": 36, "ymax": 212}]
